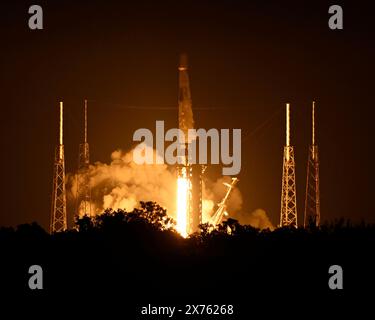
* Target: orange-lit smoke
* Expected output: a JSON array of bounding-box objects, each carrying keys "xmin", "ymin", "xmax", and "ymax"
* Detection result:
[{"xmin": 68, "ymin": 145, "xmax": 272, "ymax": 232}]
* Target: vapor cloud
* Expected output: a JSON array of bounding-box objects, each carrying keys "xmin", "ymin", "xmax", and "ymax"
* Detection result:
[
  {"xmin": 68, "ymin": 146, "xmax": 273, "ymax": 230},
  {"xmin": 232, "ymin": 209, "xmax": 274, "ymax": 230}
]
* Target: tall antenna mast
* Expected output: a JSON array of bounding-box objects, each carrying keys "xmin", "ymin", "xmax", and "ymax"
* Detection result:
[
  {"xmin": 304, "ymin": 101, "xmax": 321, "ymax": 227},
  {"xmin": 286, "ymin": 103, "xmax": 290, "ymax": 147},
  {"xmin": 84, "ymin": 99, "xmax": 87, "ymax": 144},
  {"xmin": 50, "ymin": 101, "xmax": 67, "ymax": 233},
  {"xmin": 280, "ymin": 103, "xmax": 298, "ymax": 227},
  {"xmin": 76, "ymin": 99, "xmax": 92, "ymax": 218},
  {"xmin": 59, "ymin": 102, "xmax": 63, "ymax": 146},
  {"xmin": 312, "ymin": 101, "xmax": 315, "ymax": 147}
]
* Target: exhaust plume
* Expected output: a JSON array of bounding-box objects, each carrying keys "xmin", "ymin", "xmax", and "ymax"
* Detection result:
[
  {"xmin": 232, "ymin": 209, "xmax": 274, "ymax": 230},
  {"xmin": 68, "ymin": 145, "xmax": 272, "ymax": 230}
]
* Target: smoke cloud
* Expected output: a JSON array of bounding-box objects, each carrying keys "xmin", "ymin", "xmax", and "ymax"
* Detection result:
[
  {"xmin": 232, "ymin": 209, "xmax": 274, "ymax": 230},
  {"xmin": 68, "ymin": 146, "xmax": 273, "ymax": 230},
  {"xmin": 68, "ymin": 146, "xmax": 176, "ymax": 218}
]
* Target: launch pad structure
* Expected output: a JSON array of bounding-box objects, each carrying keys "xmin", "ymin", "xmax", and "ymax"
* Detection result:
[
  {"xmin": 76, "ymin": 99, "xmax": 92, "ymax": 217},
  {"xmin": 280, "ymin": 103, "xmax": 298, "ymax": 227},
  {"xmin": 48, "ymin": 56, "xmax": 320, "ymax": 234},
  {"xmin": 304, "ymin": 101, "xmax": 321, "ymax": 227},
  {"xmin": 50, "ymin": 102, "xmax": 67, "ymax": 233},
  {"xmin": 210, "ymin": 178, "xmax": 239, "ymax": 226}
]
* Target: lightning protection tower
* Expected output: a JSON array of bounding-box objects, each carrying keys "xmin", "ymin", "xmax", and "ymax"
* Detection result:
[
  {"xmin": 76, "ymin": 99, "xmax": 91, "ymax": 217},
  {"xmin": 50, "ymin": 101, "xmax": 67, "ymax": 233},
  {"xmin": 304, "ymin": 101, "xmax": 321, "ymax": 227},
  {"xmin": 280, "ymin": 103, "xmax": 298, "ymax": 227}
]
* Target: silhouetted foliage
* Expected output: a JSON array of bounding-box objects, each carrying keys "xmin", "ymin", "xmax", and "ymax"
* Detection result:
[
  {"xmin": 0, "ymin": 201, "xmax": 374, "ymax": 312},
  {"xmin": 75, "ymin": 201, "xmax": 174, "ymax": 234}
]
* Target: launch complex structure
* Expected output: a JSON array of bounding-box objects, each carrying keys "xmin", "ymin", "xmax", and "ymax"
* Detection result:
[
  {"xmin": 50, "ymin": 55, "xmax": 321, "ymax": 234},
  {"xmin": 50, "ymin": 100, "xmax": 92, "ymax": 233},
  {"xmin": 50, "ymin": 102, "xmax": 67, "ymax": 233},
  {"xmin": 280, "ymin": 103, "xmax": 298, "ymax": 227},
  {"xmin": 279, "ymin": 102, "xmax": 321, "ymax": 228},
  {"xmin": 76, "ymin": 99, "xmax": 92, "ymax": 218},
  {"xmin": 304, "ymin": 102, "xmax": 321, "ymax": 227}
]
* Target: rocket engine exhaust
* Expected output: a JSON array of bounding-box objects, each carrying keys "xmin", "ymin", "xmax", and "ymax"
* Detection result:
[{"xmin": 176, "ymin": 54, "xmax": 202, "ymax": 237}]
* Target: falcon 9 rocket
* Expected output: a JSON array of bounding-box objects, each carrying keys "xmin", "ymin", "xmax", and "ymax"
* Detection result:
[{"xmin": 176, "ymin": 54, "xmax": 203, "ymax": 236}]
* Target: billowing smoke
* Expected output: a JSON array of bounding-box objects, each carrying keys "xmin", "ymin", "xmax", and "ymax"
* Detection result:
[
  {"xmin": 232, "ymin": 209, "xmax": 274, "ymax": 230},
  {"xmin": 68, "ymin": 146, "xmax": 176, "ymax": 218},
  {"xmin": 68, "ymin": 145, "xmax": 272, "ymax": 230}
]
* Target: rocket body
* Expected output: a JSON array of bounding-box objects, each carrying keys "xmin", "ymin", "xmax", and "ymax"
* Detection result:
[{"xmin": 177, "ymin": 54, "xmax": 202, "ymax": 235}]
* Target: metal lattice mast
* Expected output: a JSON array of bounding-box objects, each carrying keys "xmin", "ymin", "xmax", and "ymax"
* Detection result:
[
  {"xmin": 50, "ymin": 102, "xmax": 67, "ymax": 233},
  {"xmin": 280, "ymin": 103, "xmax": 298, "ymax": 227},
  {"xmin": 76, "ymin": 99, "xmax": 91, "ymax": 217},
  {"xmin": 304, "ymin": 101, "xmax": 320, "ymax": 227}
]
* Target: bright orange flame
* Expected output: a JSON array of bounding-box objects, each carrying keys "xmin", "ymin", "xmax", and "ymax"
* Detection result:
[{"xmin": 176, "ymin": 169, "xmax": 189, "ymax": 238}]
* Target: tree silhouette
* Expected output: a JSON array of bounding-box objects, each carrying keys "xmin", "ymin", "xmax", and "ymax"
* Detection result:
[{"xmin": 0, "ymin": 201, "xmax": 374, "ymax": 307}]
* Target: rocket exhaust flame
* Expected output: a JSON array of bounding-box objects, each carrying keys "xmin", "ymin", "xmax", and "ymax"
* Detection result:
[
  {"xmin": 177, "ymin": 169, "xmax": 189, "ymax": 238},
  {"xmin": 63, "ymin": 55, "xmax": 270, "ymax": 233},
  {"xmin": 68, "ymin": 146, "xmax": 256, "ymax": 232}
]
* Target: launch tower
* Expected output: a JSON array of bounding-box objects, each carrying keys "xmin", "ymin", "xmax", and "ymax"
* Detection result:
[
  {"xmin": 50, "ymin": 102, "xmax": 67, "ymax": 233},
  {"xmin": 304, "ymin": 101, "xmax": 321, "ymax": 227},
  {"xmin": 76, "ymin": 99, "xmax": 92, "ymax": 217},
  {"xmin": 280, "ymin": 103, "xmax": 298, "ymax": 227}
]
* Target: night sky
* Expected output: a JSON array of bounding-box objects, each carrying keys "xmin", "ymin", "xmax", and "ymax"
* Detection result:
[{"xmin": 1, "ymin": 0, "xmax": 374, "ymax": 229}]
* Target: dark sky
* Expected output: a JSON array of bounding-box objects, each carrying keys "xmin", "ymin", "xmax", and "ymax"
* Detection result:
[{"xmin": 1, "ymin": 0, "xmax": 374, "ymax": 229}]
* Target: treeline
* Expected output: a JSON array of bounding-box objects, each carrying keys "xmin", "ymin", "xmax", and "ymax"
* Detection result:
[{"xmin": 0, "ymin": 201, "xmax": 374, "ymax": 314}]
